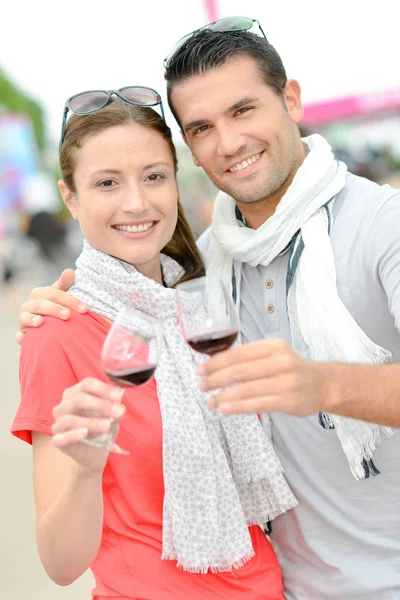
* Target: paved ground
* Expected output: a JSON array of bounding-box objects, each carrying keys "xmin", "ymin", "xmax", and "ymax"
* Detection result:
[{"xmin": 0, "ymin": 277, "xmax": 93, "ymax": 599}]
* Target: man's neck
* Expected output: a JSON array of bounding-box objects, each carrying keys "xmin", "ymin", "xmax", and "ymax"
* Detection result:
[
  {"xmin": 236, "ymin": 142, "xmax": 307, "ymax": 230},
  {"xmin": 237, "ymin": 175, "xmax": 294, "ymax": 229}
]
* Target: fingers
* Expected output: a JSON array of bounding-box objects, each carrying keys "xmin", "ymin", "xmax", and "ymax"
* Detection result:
[
  {"xmin": 201, "ymin": 353, "xmax": 296, "ymax": 393},
  {"xmin": 53, "ymin": 268, "xmax": 76, "ymax": 291},
  {"xmin": 52, "ymin": 414, "xmax": 113, "ymax": 436},
  {"xmin": 197, "ymin": 338, "xmax": 289, "ymax": 377},
  {"xmin": 215, "ymin": 395, "xmax": 282, "ymax": 415},
  {"xmin": 52, "ymin": 428, "xmax": 90, "ymax": 448},
  {"xmin": 17, "ymin": 280, "xmax": 88, "ymax": 338},
  {"xmin": 55, "ymin": 379, "xmax": 125, "ymax": 421},
  {"xmin": 208, "ymin": 374, "xmax": 296, "ymax": 409},
  {"xmin": 52, "ymin": 378, "xmax": 126, "ymax": 446},
  {"xmin": 30, "ymin": 286, "xmax": 87, "ymax": 315},
  {"xmin": 19, "ymin": 300, "xmax": 69, "ymax": 330},
  {"xmin": 16, "ymin": 330, "xmax": 26, "ymax": 345}
]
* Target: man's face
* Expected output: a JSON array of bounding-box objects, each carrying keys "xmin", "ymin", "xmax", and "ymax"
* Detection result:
[{"xmin": 170, "ymin": 55, "xmax": 304, "ymax": 205}]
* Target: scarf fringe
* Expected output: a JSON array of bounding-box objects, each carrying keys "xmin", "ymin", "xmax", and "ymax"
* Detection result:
[
  {"xmin": 348, "ymin": 426, "xmax": 394, "ymax": 480},
  {"xmin": 163, "ymin": 550, "xmax": 256, "ymax": 574}
]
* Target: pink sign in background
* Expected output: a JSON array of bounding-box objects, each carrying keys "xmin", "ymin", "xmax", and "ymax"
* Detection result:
[
  {"xmin": 302, "ymin": 88, "xmax": 400, "ymax": 125},
  {"xmin": 203, "ymin": 0, "xmax": 218, "ymax": 22}
]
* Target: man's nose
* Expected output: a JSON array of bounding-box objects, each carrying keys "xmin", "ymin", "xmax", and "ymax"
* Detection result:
[{"xmin": 216, "ymin": 124, "xmax": 245, "ymax": 157}]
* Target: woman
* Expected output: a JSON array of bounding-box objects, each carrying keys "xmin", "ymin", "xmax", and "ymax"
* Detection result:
[{"xmin": 11, "ymin": 91, "xmax": 296, "ymax": 599}]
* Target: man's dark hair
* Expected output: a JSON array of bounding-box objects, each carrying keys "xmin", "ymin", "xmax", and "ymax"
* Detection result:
[{"xmin": 164, "ymin": 30, "xmax": 288, "ymax": 129}]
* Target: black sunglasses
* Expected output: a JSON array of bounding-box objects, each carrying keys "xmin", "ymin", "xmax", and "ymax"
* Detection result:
[
  {"xmin": 59, "ymin": 86, "xmax": 165, "ymax": 149},
  {"xmin": 164, "ymin": 16, "xmax": 267, "ymax": 67}
]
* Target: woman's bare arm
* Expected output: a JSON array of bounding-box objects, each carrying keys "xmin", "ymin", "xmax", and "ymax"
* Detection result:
[{"xmin": 31, "ymin": 378, "xmax": 125, "ymax": 585}]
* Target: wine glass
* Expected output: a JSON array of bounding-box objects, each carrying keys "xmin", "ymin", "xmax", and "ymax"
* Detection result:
[
  {"xmin": 80, "ymin": 306, "xmax": 162, "ymax": 454},
  {"xmin": 176, "ymin": 276, "xmax": 239, "ymax": 356}
]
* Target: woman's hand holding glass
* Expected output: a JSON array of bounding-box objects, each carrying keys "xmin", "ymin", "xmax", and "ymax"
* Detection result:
[
  {"xmin": 51, "ymin": 377, "xmax": 126, "ymax": 473},
  {"xmin": 52, "ymin": 306, "xmax": 162, "ymax": 460}
]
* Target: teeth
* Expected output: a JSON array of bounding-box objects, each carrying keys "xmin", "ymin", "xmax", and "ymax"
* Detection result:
[
  {"xmin": 230, "ymin": 153, "xmax": 262, "ymax": 172},
  {"xmin": 115, "ymin": 222, "xmax": 153, "ymax": 233}
]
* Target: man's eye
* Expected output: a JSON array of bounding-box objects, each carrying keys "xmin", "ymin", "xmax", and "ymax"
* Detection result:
[
  {"xmin": 236, "ymin": 107, "xmax": 252, "ymax": 116},
  {"xmin": 193, "ymin": 125, "xmax": 210, "ymax": 136}
]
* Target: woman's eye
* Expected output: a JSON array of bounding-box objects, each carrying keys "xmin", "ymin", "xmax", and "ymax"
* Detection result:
[
  {"xmin": 147, "ymin": 173, "xmax": 165, "ymax": 183},
  {"xmin": 97, "ymin": 179, "xmax": 116, "ymax": 188}
]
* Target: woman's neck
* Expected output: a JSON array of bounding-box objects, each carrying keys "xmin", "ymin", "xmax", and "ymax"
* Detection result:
[{"xmin": 132, "ymin": 260, "xmax": 163, "ymax": 285}]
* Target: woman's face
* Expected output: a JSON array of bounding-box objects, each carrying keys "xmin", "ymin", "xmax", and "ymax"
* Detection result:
[{"xmin": 60, "ymin": 123, "xmax": 178, "ymax": 282}]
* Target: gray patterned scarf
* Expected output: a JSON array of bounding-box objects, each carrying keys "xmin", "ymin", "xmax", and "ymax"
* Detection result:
[{"xmin": 69, "ymin": 241, "xmax": 297, "ymax": 573}]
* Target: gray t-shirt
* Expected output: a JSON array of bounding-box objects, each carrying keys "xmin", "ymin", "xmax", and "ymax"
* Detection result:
[{"xmin": 197, "ymin": 173, "xmax": 400, "ymax": 600}]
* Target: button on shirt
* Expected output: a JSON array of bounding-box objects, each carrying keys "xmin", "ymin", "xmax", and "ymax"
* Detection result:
[{"xmin": 197, "ymin": 173, "xmax": 400, "ymax": 600}]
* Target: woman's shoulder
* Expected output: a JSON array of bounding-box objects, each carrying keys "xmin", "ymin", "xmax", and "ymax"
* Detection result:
[{"xmin": 23, "ymin": 310, "xmax": 109, "ymax": 353}]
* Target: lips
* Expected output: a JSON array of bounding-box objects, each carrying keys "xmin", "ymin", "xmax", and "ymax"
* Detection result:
[
  {"xmin": 227, "ymin": 152, "xmax": 263, "ymax": 172},
  {"xmin": 113, "ymin": 221, "xmax": 154, "ymax": 233}
]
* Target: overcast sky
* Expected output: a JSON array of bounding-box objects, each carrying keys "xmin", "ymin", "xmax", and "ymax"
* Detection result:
[{"xmin": 2, "ymin": 0, "xmax": 399, "ymax": 145}]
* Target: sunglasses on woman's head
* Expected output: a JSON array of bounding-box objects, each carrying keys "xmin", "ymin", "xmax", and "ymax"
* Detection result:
[
  {"xmin": 163, "ymin": 16, "xmax": 267, "ymax": 68},
  {"xmin": 59, "ymin": 86, "xmax": 165, "ymax": 149}
]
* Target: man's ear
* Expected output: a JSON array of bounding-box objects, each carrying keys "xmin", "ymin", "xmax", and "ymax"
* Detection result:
[
  {"xmin": 284, "ymin": 79, "xmax": 304, "ymax": 124},
  {"xmin": 58, "ymin": 180, "xmax": 78, "ymax": 220},
  {"xmin": 180, "ymin": 129, "xmax": 201, "ymax": 167}
]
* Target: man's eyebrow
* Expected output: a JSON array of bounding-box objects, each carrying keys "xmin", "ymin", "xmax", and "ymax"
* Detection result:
[
  {"xmin": 183, "ymin": 118, "xmax": 208, "ymax": 133},
  {"xmin": 227, "ymin": 97, "xmax": 259, "ymax": 113},
  {"xmin": 183, "ymin": 97, "xmax": 259, "ymax": 133}
]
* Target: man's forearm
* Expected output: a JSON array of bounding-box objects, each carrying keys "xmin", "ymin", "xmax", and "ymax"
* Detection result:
[{"xmin": 323, "ymin": 362, "xmax": 400, "ymax": 427}]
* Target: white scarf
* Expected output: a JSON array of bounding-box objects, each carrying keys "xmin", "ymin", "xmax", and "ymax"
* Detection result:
[
  {"xmin": 69, "ymin": 242, "xmax": 297, "ymax": 573},
  {"xmin": 206, "ymin": 134, "xmax": 393, "ymax": 480}
]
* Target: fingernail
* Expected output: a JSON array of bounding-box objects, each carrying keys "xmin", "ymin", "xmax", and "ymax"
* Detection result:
[
  {"xmin": 16, "ymin": 332, "xmax": 23, "ymax": 344},
  {"xmin": 32, "ymin": 316, "xmax": 42, "ymax": 326},
  {"xmin": 218, "ymin": 404, "xmax": 230, "ymax": 414},
  {"xmin": 60, "ymin": 309, "xmax": 70, "ymax": 319},
  {"xmin": 76, "ymin": 427, "xmax": 89, "ymax": 437},
  {"xmin": 208, "ymin": 398, "xmax": 216, "ymax": 409},
  {"xmin": 197, "ymin": 365, "xmax": 205, "ymax": 376},
  {"xmin": 112, "ymin": 404, "xmax": 125, "ymax": 418},
  {"xmin": 78, "ymin": 304, "xmax": 87, "ymax": 313},
  {"xmin": 111, "ymin": 388, "xmax": 124, "ymax": 401},
  {"xmin": 99, "ymin": 419, "xmax": 112, "ymax": 431},
  {"xmin": 199, "ymin": 381, "xmax": 206, "ymax": 391}
]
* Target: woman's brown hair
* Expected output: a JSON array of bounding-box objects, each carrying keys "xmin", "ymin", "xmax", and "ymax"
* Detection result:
[{"xmin": 59, "ymin": 99, "xmax": 205, "ymax": 286}]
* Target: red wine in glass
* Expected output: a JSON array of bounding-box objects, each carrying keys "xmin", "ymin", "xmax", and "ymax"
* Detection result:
[
  {"xmin": 104, "ymin": 364, "xmax": 157, "ymax": 386},
  {"xmin": 186, "ymin": 329, "xmax": 238, "ymax": 356},
  {"xmin": 176, "ymin": 276, "xmax": 239, "ymax": 357},
  {"xmin": 80, "ymin": 307, "xmax": 162, "ymax": 455}
]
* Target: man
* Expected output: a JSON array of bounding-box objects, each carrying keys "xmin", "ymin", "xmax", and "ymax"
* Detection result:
[{"xmin": 17, "ymin": 20, "xmax": 400, "ymax": 599}]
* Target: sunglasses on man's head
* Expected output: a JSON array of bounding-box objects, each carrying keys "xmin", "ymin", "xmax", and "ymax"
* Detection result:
[
  {"xmin": 163, "ymin": 16, "xmax": 267, "ymax": 67},
  {"xmin": 59, "ymin": 86, "xmax": 165, "ymax": 149}
]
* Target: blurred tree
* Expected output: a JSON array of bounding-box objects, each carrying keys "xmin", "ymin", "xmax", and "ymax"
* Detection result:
[{"xmin": 0, "ymin": 67, "xmax": 45, "ymax": 149}]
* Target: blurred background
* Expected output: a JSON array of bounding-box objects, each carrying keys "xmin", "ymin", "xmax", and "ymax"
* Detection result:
[{"xmin": 1, "ymin": 0, "xmax": 399, "ymax": 597}]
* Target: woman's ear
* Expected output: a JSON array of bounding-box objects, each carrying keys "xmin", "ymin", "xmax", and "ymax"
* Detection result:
[{"xmin": 58, "ymin": 180, "xmax": 78, "ymax": 219}]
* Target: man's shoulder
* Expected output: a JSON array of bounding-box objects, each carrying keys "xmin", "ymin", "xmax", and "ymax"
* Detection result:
[
  {"xmin": 337, "ymin": 172, "xmax": 400, "ymax": 216},
  {"xmin": 196, "ymin": 227, "xmax": 212, "ymax": 257}
]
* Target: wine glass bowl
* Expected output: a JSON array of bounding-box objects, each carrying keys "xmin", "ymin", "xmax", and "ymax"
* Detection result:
[
  {"xmin": 176, "ymin": 277, "xmax": 239, "ymax": 356},
  {"xmin": 101, "ymin": 309, "xmax": 160, "ymax": 387},
  {"xmin": 80, "ymin": 306, "xmax": 162, "ymax": 454}
]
